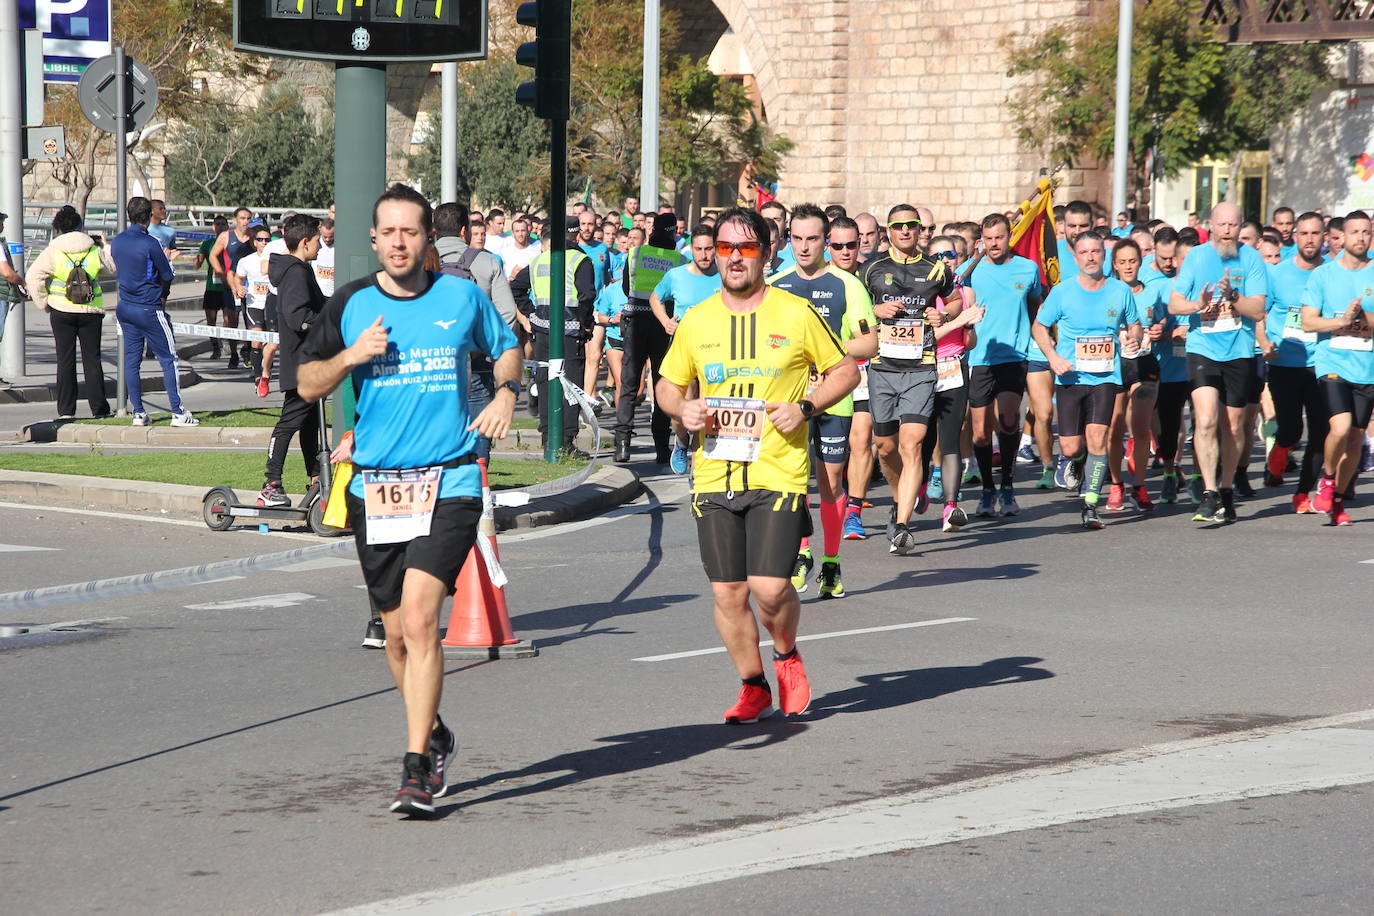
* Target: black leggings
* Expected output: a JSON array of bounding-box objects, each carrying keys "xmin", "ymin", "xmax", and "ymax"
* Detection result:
[
  {"xmin": 1268, "ymin": 364, "xmax": 1328, "ymax": 492},
  {"xmin": 265, "ymin": 389, "xmax": 321, "ymax": 484},
  {"xmin": 921, "ymin": 362, "xmax": 970, "ymax": 496},
  {"xmin": 1155, "ymin": 381, "xmax": 1190, "ymax": 464},
  {"xmin": 614, "ymin": 309, "xmax": 671, "ymax": 452}
]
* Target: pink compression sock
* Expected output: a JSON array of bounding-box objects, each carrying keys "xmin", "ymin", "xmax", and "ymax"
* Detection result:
[{"xmin": 820, "ymin": 495, "xmax": 847, "ymax": 557}]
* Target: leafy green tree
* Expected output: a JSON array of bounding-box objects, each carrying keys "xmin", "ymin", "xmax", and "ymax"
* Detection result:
[
  {"xmin": 1005, "ymin": 0, "xmax": 1332, "ymax": 208},
  {"xmin": 166, "ymin": 86, "xmax": 335, "ymax": 208}
]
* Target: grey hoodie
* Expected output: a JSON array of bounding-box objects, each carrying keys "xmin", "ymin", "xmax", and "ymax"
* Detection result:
[{"xmin": 433, "ymin": 235, "xmax": 518, "ymax": 330}]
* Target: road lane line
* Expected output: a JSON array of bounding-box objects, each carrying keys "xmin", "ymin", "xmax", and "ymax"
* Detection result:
[
  {"xmin": 332, "ymin": 710, "xmax": 1374, "ymax": 916},
  {"xmin": 0, "ymin": 499, "xmax": 319, "ymax": 539},
  {"xmin": 633, "ymin": 617, "xmax": 976, "ymax": 662}
]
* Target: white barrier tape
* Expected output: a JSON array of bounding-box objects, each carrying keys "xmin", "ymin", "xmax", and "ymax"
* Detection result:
[
  {"xmin": 0, "ymin": 540, "xmax": 354, "ymax": 615},
  {"xmin": 500, "ymin": 359, "xmax": 604, "ymax": 507},
  {"xmin": 170, "ymin": 322, "xmax": 279, "ymax": 344},
  {"xmin": 477, "ymin": 535, "xmax": 508, "ymax": 589}
]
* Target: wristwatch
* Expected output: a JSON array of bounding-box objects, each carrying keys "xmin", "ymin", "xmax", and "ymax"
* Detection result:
[
  {"xmin": 498, "ymin": 380, "xmax": 521, "ymax": 398},
  {"xmin": 799, "ymin": 399, "xmax": 816, "ymax": 419}
]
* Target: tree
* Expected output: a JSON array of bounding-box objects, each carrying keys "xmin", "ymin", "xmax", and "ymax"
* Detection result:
[
  {"xmin": 165, "ymin": 86, "xmax": 335, "ymax": 209},
  {"xmin": 1005, "ymin": 0, "xmax": 1332, "ymax": 209},
  {"xmin": 409, "ymin": 57, "xmax": 549, "ymax": 212}
]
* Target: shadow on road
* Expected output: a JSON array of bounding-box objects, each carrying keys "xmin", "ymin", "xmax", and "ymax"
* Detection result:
[
  {"xmin": 851, "ymin": 563, "xmax": 1038, "ymax": 596},
  {"xmin": 808, "ymin": 656, "xmax": 1054, "ymax": 720}
]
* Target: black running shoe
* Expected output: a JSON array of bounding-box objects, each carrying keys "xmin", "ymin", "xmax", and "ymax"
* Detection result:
[
  {"xmin": 1193, "ymin": 490, "xmax": 1222, "ymax": 523},
  {"xmin": 363, "ymin": 617, "xmax": 386, "ymax": 649},
  {"xmin": 390, "ymin": 752, "xmax": 436, "ymax": 816},
  {"xmin": 1233, "ymin": 471, "xmax": 1256, "ymax": 498},
  {"xmin": 1081, "ymin": 504, "xmax": 1104, "ymax": 530},
  {"xmin": 428, "ymin": 720, "xmax": 458, "ymax": 800}
]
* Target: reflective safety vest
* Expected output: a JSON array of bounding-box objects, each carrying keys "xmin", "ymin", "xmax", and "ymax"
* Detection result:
[
  {"xmin": 48, "ymin": 246, "xmax": 104, "ymax": 310},
  {"xmin": 627, "ymin": 244, "xmax": 681, "ymax": 298},
  {"xmin": 530, "ymin": 248, "xmax": 588, "ymax": 336}
]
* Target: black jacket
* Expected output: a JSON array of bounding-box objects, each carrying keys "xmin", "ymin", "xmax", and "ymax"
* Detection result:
[{"xmin": 268, "ymin": 252, "xmax": 326, "ymax": 391}]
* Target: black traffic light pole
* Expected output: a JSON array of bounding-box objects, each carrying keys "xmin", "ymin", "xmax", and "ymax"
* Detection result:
[{"xmin": 517, "ymin": 0, "xmax": 571, "ymax": 462}]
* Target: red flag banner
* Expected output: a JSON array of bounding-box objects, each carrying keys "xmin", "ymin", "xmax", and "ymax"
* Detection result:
[
  {"xmin": 1009, "ymin": 178, "xmax": 1061, "ymax": 288},
  {"xmin": 754, "ymin": 184, "xmax": 776, "ymax": 211}
]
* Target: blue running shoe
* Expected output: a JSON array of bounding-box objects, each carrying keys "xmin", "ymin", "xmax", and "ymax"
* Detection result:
[
  {"xmin": 927, "ymin": 467, "xmax": 944, "ymax": 501},
  {"xmin": 670, "ymin": 443, "xmax": 689, "ymax": 475},
  {"xmin": 1016, "ymin": 443, "xmax": 1038, "ymax": 465},
  {"xmin": 842, "ymin": 511, "xmax": 866, "ymax": 540},
  {"xmin": 1054, "ymin": 455, "xmax": 1070, "ymax": 490}
]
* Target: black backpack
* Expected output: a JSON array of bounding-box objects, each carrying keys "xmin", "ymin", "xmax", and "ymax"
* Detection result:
[
  {"xmin": 62, "ymin": 249, "xmax": 97, "ymax": 305},
  {"xmin": 439, "ymin": 247, "xmax": 482, "ymax": 282}
]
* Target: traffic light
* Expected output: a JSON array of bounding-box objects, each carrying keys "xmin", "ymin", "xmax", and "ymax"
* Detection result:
[{"xmin": 515, "ymin": 0, "xmax": 571, "ymax": 122}]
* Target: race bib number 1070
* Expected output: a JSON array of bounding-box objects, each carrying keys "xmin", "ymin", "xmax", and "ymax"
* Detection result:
[{"xmin": 702, "ymin": 397, "xmax": 766, "ymax": 463}]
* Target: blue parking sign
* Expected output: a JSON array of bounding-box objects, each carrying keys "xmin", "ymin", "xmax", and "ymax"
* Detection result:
[{"xmin": 18, "ymin": 0, "xmax": 113, "ymax": 83}]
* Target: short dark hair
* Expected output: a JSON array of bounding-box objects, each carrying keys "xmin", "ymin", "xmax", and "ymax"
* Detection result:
[
  {"xmin": 789, "ymin": 202, "xmax": 828, "ymax": 237},
  {"xmin": 51, "ymin": 205, "xmax": 82, "ymax": 234},
  {"xmin": 1327, "ymin": 216, "xmax": 1344, "ymax": 231},
  {"xmin": 1259, "ymin": 234, "xmax": 1282, "ymax": 249},
  {"xmin": 1153, "ymin": 226, "xmax": 1180, "ymax": 246},
  {"xmin": 1273, "ymin": 206, "xmax": 1295, "ymax": 219},
  {"xmin": 1073, "ymin": 231, "xmax": 1105, "ymax": 252},
  {"xmin": 487, "ymin": 208, "xmax": 505, "ymax": 220},
  {"xmin": 234, "ymin": 206, "xmax": 251, "ymax": 218},
  {"xmin": 824, "ymin": 204, "xmax": 848, "ymax": 221},
  {"xmin": 712, "ymin": 207, "xmax": 770, "ymax": 248},
  {"xmin": 433, "ymin": 202, "xmax": 470, "ymax": 238},
  {"xmin": 1242, "ymin": 220, "xmax": 1263, "ymax": 236},
  {"xmin": 319, "ymin": 218, "xmax": 334, "ymax": 230},
  {"xmin": 283, "ymin": 213, "xmax": 320, "ymax": 251},
  {"xmin": 1065, "ymin": 200, "xmax": 1093, "ymax": 220},
  {"xmin": 981, "ymin": 212, "xmax": 1011, "ymax": 234},
  {"xmin": 1111, "ymin": 237, "xmax": 1142, "ymax": 263},
  {"xmin": 1294, "ymin": 210, "xmax": 1321, "ymax": 228},
  {"xmin": 150, "ymin": 198, "xmax": 166, "ymax": 209},
  {"xmin": 690, "ymin": 223, "xmax": 715, "ymax": 241},
  {"xmin": 127, "ymin": 196, "xmax": 153, "ymax": 226},
  {"xmin": 887, "ymin": 203, "xmax": 918, "ymax": 222},
  {"xmin": 373, "ymin": 183, "xmax": 432, "ymax": 235},
  {"xmin": 829, "ymin": 216, "xmax": 859, "ymax": 236},
  {"xmin": 1345, "ymin": 209, "xmax": 1370, "ymax": 223},
  {"xmin": 1178, "ymin": 227, "xmax": 1201, "ymax": 245}
]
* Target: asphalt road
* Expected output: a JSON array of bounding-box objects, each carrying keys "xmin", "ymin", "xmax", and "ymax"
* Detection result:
[{"xmin": 1, "ymin": 462, "xmax": 1371, "ymax": 914}]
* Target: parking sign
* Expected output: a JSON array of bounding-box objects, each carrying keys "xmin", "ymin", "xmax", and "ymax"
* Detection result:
[{"xmin": 17, "ymin": 0, "xmax": 114, "ymax": 83}]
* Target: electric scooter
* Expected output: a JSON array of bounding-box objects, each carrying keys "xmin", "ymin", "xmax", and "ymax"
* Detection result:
[{"xmin": 201, "ymin": 400, "xmax": 346, "ymax": 536}]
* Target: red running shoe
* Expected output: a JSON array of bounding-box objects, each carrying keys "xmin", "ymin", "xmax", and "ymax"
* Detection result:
[
  {"xmin": 1313, "ymin": 476, "xmax": 1335, "ymax": 514},
  {"xmin": 774, "ymin": 652, "xmax": 812, "ymax": 717},
  {"xmin": 1132, "ymin": 485, "xmax": 1154, "ymax": 511},
  {"xmin": 256, "ymin": 376, "xmax": 270, "ymax": 398},
  {"xmin": 723, "ymin": 684, "xmax": 774, "ymax": 724},
  {"xmin": 1106, "ymin": 483, "xmax": 1125, "ymax": 512},
  {"xmin": 1266, "ymin": 446, "xmax": 1289, "ymax": 487},
  {"xmin": 1292, "ymin": 493, "xmax": 1315, "ymax": 514},
  {"xmin": 1331, "ymin": 499, "xmax": 1352, "ymax": 526}
]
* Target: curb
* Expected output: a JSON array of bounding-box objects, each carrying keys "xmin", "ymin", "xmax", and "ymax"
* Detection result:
[
  {"xmin": 0, "ymin": 464, "xmax": 641, "ymax": 533},
  {"xmin": 0, "ymin": 335, "xmax": 205, "ymax": 408},
  {"xmin": 21, "ymin": 421, "xmax": 607, "ymax": 449}
]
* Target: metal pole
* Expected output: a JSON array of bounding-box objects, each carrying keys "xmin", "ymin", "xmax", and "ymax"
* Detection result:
[
  {"xmin": 332, "ymin": 62, "xmax": 388, "ymax": 438},
  {"xmin": 440, "ymin": 62, "xmax": 457, "ymax": 202},
  {"xmin": 114, "ymin": 44, "xmax": 129, "ymax": 412},
  {"xmin": 0, "ymin": 0, "xmax": 28, "ymax": 379},
  {"xmin": 545, "ymin": 118, "xmax": 567, "ymax": 462},
  {"xmin": 639, "ymin": 0, "xmax": 659, "ymax": 211},
  {"xmin": 1111, "ymin": 0, "xmax": 1133, "ymax": 220}
]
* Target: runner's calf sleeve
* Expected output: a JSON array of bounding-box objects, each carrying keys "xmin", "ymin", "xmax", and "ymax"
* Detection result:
[
  {"xmin": 820, "ymin": 495, "xmax": 846, "ymax": 558},
  {"xmin": 974, "ymin": 443, "xmax": 994, "ymax": 488},
  {"xmin": 997, "ymin": 431, "xmax": 1020, "ymax": 487},
  {"xmin": 1083, "ymin": 452, "xmax": 1108, "ymax": 506}
]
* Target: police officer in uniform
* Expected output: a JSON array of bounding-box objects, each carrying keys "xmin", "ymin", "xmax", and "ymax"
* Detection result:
[
  {"xmin": 614, "ymin": 212, "xmax": 686, "ymax": 463},
  {"xmin": 513, "ymin": 218, "xmax": 596, "ymax": 456}
]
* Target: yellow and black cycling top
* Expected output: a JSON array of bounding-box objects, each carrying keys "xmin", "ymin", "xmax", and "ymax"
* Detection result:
[
  {"xmin": 661, "ymin": 286, "xmax": 847, "ymax": 496},
  {"xmin": 857, "ymin": 250, "xmax": 956, "ymax": 371}
]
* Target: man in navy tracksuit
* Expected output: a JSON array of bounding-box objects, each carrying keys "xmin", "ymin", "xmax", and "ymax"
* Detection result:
[{"xmin": 112, "ymin": 197, "xmax": 197, "ymax": 426}]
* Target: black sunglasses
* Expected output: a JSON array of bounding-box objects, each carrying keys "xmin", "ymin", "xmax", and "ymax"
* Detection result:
[
  {"xmin": 253, "ymin": 237, "xmax": 271, "ymax": 243},
  {"xmin": 887, "ymin": 219, "xmax": 922, "ymax": 231},
  {"xmin": 828, "ymin": 240, "xmax": 859, "ymax": 250}
]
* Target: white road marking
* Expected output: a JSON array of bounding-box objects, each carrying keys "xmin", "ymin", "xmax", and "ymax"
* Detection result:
[
  {"xmin": 268, "ymin": 557, "xmax": 356, "ymax": 572},
  {"xmin": 0, "ymin": 500, "xmax": 317, "ymax": 539},
  {"xmin": 0, "ymin": 543, "xmax": 58, "ymax": 552},
  {"xmin": 633, "ymin": 617, "xmax": 976, "ymax": 662},
  {"xmin": 332, "ymin": 710, "xmax": 1374, "ymax": 916},
  {"xmin": 184, "ymin": 592, "xmax": 316, "ymax": 610}
]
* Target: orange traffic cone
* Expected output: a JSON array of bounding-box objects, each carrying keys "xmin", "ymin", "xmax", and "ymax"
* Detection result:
[{"xmin": 442, "ymin": 459, "xmax": 537, "ymax": 659}]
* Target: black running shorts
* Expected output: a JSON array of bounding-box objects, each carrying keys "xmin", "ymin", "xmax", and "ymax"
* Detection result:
[
  {"xmin": 692, "ymin": 489, "xmax": 811, "ymax": 582},
  {"xmin": 1320, "ymin": 375, "xmax": 1374, "ymax": 428},
  {"xmin": 346, "ymin": 492, "xmax": 483, "ymax": 611},
  {"xmin": 810, "ymin": 413, "xmax": 852, "ymax": 465},
  {"xmin": 968, "ymin": 361, "xmax": 1027, "ymax": 408},
  {"xmin": 1120, "ymin": 354, "xmax": 1161, "ymax": 390},
  {"xmin": 1056, "ymin": 382, "xmax": 1120, "ymax": 436},
  {"xmin": 1187, "ymin": 354, "xmax": 1255, "ymax": 409}
]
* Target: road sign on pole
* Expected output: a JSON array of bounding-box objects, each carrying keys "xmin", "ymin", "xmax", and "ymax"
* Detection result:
[
  {"xmin": 77, "ymin": 53, "xmax": 158, "ymax": 134},
  {"xmin": 17, "ymin": 0, "xmax": 113, "ymax": 83}
]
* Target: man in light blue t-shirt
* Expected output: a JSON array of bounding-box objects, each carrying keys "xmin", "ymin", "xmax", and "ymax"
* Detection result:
[{"xmin": 1168, "ymin": 201, "xmax": 1269, "ymax": 525}]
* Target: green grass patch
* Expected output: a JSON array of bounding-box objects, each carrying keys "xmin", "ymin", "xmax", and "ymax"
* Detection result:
[
  {"xmin": 0, "ymin": 452, "xmax": 579, "ymax": 492},
  {"xmin": 69, "ymin": 407, "xmax": 540, "ymax": 431}
]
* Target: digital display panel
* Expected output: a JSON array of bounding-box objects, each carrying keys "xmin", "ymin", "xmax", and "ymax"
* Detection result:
[{"xmin": 235, "ymin": 0, "xmax": 486, "ymax": 62}]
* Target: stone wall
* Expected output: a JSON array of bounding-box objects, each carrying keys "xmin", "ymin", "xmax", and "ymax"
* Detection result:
[{"xmin": 705, "ymin": 0, "xmax": 1110, "ymax": 221}]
